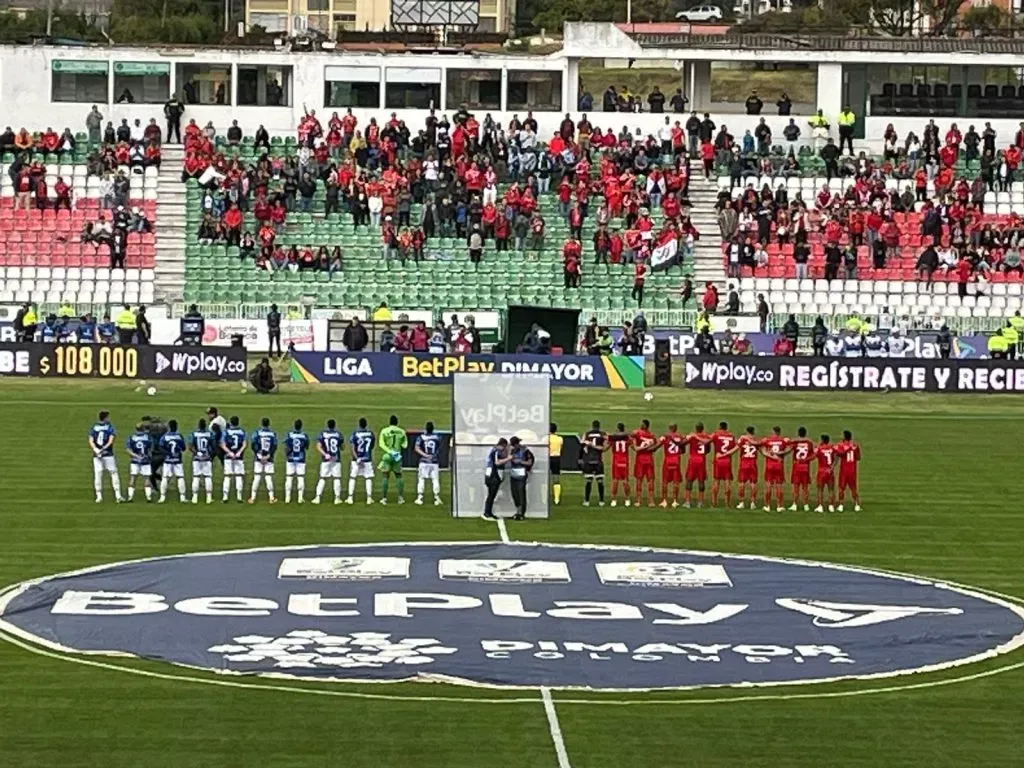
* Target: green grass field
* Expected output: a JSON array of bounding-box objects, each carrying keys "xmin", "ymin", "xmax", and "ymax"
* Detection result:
[{"xmin": 1, "ymin": 379, "xmax": 1023, "ymax": 767}]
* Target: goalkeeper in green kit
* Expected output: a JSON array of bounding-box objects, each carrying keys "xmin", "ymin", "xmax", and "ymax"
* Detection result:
[{"xmin": 377, "ymin": 415, "xmax": 408, "ymax": 504}]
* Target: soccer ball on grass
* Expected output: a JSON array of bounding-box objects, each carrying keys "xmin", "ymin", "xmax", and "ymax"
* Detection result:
[{"xmin": 643, "ymin": 391, "xmax": 654, "ymax": 402}]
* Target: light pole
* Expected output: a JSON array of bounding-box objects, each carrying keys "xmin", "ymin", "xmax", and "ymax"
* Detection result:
[{"xmin": 626, "ymin": 0, "xmax": 632, "ymax": 24}]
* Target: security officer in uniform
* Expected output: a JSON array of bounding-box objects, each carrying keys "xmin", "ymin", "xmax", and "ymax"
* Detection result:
[
  {"xmin": 988, "ymin": 328, "xmax": 1010, "ymax": 359},
  {"xmin": 482, "ymin": 438, "xmax": 510, "ymax": 520},
  {"xmin": 115, "ymin": 304, "xmax": 136, "ymax": 345},
  {"xmin": 508, "ymin": 436, "xmax": 534, "ymax": 521},
  {"xmin": 1001, "ymin": 320, "xmax": 1019, "ymax": 359},
  {"xmin": 837, "ymin": 105, "xmax": 856, "ymax": 156},
  {"xmin": 142, "ymin": 415, "xmax": 168, "ymax": 492},
  {"xmin": 548, "ymin": 423, "xmax": 564, "ymax": 506},
  {"xmin": 164, "ymin": 94, "xmax": 185, "ymax": 144}
]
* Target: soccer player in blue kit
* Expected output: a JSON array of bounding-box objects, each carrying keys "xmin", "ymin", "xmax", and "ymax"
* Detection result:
[
  {"xmin": 284, "ymin": 419, "xmax": 310, "ymax": 504},
  {"xmin": 414, "ymin": 421, "xmax": 442, "ymax": 506},
  {"xmin": 189, "ymin": 418, "xmax": 215, "ymax": 504},
  {"xmin": 157, "ymin": 419, "xmax": 187, "ymax": 503},
  {"xmin": 125, "ymin": 422, "xmax": 153, "ymax": 502},
  {"xmin": 249, "ymin": 417, "xmax": 278, "ymax": 504},
  {"xmin": 312, "ymin": 419, "xmax": 344, "ymax": 505},
  {"xmin": 220, "ymin": 416, "xmax": 247, "ymax": 503},
  {"xmin": 88, "ymin": 411, "xmax": 122, "ymax": 503},
  {"xmin": 347, "ymin": 417, "xmax": 376, "ymax": 505}
]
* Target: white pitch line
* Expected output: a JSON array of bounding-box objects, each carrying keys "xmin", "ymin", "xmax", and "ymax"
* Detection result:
[
  {"xmin": 496, "ymin": 517, "xmax": 511, "ymax": 544},
  {"xmin": 541, "ymin": 687, "xmax": 573, "ymax": 768}
]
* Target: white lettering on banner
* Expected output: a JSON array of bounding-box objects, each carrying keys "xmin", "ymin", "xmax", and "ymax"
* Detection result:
[
  {"xmin": 374, "ymin": 592, "xmax": 483, "ymax": 618},
  {"xmin": 459, "ymin": 403, "xmax": 546, "ymax": 430},
  {"xmin": 322, "ymin": 356, "xmax": 375, "ymax": 378},
  {"xmin": 644, "ymin": 603, "xmax": 748, "ymax": 625},
  {"xmin": 174, "ymin": 597, "xmax": 278, "ymax": 616},
  {"xmin": 47, "ymin": 591, "xmax": 965, "ymax": 632},
  {"xmin": 480, "ymin": 640, "xmax": 854, "ymax": 664},
  {"xmin": 287, "ymin": 594, "xmax": 360, "ymax": 617},
  {"xmin": 51, "ymin": 590, "xmax": 169, "ymax": 615},
  {"xmin": 0, "ymin": 325, "xmax": 17, "ymax": 343},
  {"xmin": 545, "ymin": 601, "xmax": 643, "ymax": 620},
  {"xmin": 170, "ymin": 351, "xmax": 245, "ymax": 377},
  {"xmin": 497, "ymin": 361, "xmax": 595, "ymax": 381},
  {"xmin": 0, "ymin": 349, "xmax": 30, "ymax": 374}
]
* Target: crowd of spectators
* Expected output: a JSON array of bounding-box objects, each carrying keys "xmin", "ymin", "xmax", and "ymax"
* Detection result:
[
  {"xmin": 180, "ymin": 105, "xmax": 700, "ymax": 305},
  {"xmin": 714, "ymin": 116, "xmax": 1024, "ymax": 292},
  {"xmin": 578, "ymin": 85, "xmax": 795, "ymax": 117}
]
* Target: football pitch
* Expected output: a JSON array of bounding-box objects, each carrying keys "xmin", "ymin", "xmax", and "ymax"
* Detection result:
[{"xmin": 1, "ymin": 378, "xmax": 1022, "ymax": 768}]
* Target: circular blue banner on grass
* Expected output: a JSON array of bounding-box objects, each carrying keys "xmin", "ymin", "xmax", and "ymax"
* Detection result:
[{"xmin": 1, "ymin": 543, "xmax": 1022, "ymax": 690}]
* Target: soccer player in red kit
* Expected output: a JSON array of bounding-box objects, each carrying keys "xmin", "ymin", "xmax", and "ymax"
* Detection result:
[
  {"xmin": 835, "ymin": 429, "xmax": 862, "ymax": 511},
  {"xmin": 710, "ymin": 421, "xmax": 736, "ymax": 507},
  {"xmin": 788, "ymin": 426, "xmax": 815, "ymax": 512},
  {"xmin": 631, "ymin": 418, "xmax": 658, "ymax": 507},
  {"xmin": 608, "ymin": 422, "xmax": 632, "ymax": 507},
  {"xmin": 814, "ymin": 434, "xmax": 837, "ymax": 513},
  {"xmin": 659, "ymin": 425, "xmax": 685, "ymax": 507},
  {"xmin": 735, "ymin": 426, "xmax": 761, "ymax": 510},
  {"xmin": 760, "ymin": 426, "xmax": 790, "ymax": 512},
  {"xmin": 683, "ymin": 422, "xmax": 712, "ymax": 508}
]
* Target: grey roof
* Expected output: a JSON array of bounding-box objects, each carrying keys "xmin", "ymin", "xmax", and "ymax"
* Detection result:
[{"xmin": 628, "ymin": 31, "xmax": 1024, "ymax": 55}]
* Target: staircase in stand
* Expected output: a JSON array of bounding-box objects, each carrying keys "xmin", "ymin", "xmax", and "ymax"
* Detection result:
[
  {"xmin": 687, "ymin": 175, "xmax": 727, "ymax": 287},
  {"xmin": 154, "ymin": 145, "xmax": 186, "ymax": 303}
]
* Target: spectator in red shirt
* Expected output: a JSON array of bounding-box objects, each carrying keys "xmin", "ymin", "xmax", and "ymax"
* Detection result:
[
  {"xmin": 54, "ymin": 177, "xmax": 72, "ymax": 212},
  {"xmin": 955, "ymin": 255, "xmax": 972, "ymax": 298},
  {"xmin": 773, "ymin": 336, "xmax": 794, "ymax": 356},
  {"xmin": 703, "ymin": 281, "xmax": 719, "ymax": 313},
  {"xmin": 223, "ymin": 203, "xmax": 243, "ymax": 246}
]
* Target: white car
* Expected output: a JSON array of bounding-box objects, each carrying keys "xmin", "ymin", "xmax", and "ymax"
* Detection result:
[{"xmin": 675, "ymin": 5, "xmax": 724, "ymax": 21}]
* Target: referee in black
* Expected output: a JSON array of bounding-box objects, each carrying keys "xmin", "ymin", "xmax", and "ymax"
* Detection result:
[
  {"xmin": 482, "ymin": 438, "xmax": 510, "ymax": 520},
  {"xmin": 142, "ymin": 415, "xmax": 167, "ymax": 492},
  {"xmin": 267, "ymin": 304, "xmax": 282, "ymax": 358},
  {"xmin": 508, "ymin": 436, "xmax": 534, "ymax": 521}
]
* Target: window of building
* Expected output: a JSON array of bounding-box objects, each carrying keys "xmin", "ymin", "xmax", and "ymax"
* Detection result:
[
  {"xmin": 112, "ymin": 62, "xmax": 170, "ymax": 105},
  {"xmin": 385, "ymin": 66, "xmax": 441, "ymax": 109},
  {"xmin": 324, "ymin": 65, "xmax": 381, "ymax": 108},
  {"xmin": 237, "ymin": 65, "xmax": 292, "ymax": 107},
  {"xmin": 175, "ymin": 63, "xmax": 232, "ymax": 106},
  {"xmin": 506, "ymin": 70, "xmax": 562, "ymax": 112},
  {"xmin": 248, "ymin": 12, "xmax": 287, "ymax": 31},
  {"xmin": 333, "ymin": 12, "xmax": 357, "ymax": 31},
  {"xmin": 307, "ymin": 0, "xmax": 328, "ymax": 9},
  {"xmin": 51, "ymin": 59, "xmax": 108, "ymax": 103},
  {"xmin": 476, "ymin": 16, "xmax": 497, "ymax": 32},
  {"xmin": 445, "ymin": 68, "xmax": 501, "ymax": 110}
]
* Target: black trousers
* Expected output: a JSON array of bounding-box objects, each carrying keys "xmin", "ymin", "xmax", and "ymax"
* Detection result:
[
  {"xmin": 268, "ymin": 329, "xmax": 281, "ymax": 356},
  {"xmin": 167, "ymin": 119, "xmax": 181, "ymax": 143},
  {"xmin": 510, "ymin": 477, "xmax": 528, "ymax": 514},
  {"xmin": 484, "ymin": 474, "xmax": 502, "ymax": 516}
]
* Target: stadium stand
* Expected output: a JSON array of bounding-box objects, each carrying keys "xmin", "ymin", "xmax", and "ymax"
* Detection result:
[
  {"xmin": 175, "ymin": 113, "xmax": 699, "ymax": 312},
  {"xmin": 0, "ymin": 131, "xmax": 158, "ymax": 308}
]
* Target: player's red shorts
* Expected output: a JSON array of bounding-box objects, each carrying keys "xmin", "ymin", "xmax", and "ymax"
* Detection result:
[
  {"xmin": 816, "ymin": 472, "xmax": 835, "ymax": 487},
  {"xmin": 713, "ymin": 459, "xmax": 733, "ymax": 481},
  {"xmin": 612, "ymin": 461, "xmax": 630, "ymax": 481},
  {"xmin": 662, "ymin": 463, "xmax": 682, "ymax": 483},
  {"xmin": 634, "ymin": 458, "xmax": 655, "ymax": 480},
  {"xmin": 685, "ymin": 462, "xmax": 707, "ymax": 483},
  {"xmin": 838, "ymin": 471, "xmax": 857, "ymax": 491},
  {"xmin": 791, "ymin": 464, "xmax": 811, "ymax": 485},
  {"xmin": 764, "ymin": 462, "xmax": 785, "ymax": 484},
  {"xmin": 738, "ymin": 463, "xmax": 758, "ymax": 484}
]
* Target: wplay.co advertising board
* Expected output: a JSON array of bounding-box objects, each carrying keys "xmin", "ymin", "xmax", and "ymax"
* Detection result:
[
  {"xmin": 685, "ymin": 356, "xmax": 1024, "ymax": 393},
  {"xmin": 1, "ymin": 543, "xmax": 1021, "ymax": 690},
  {"xmin": 0, "ymin": 343, "xmax": 247, "ymax": 381},
  {"xmin": 289, "ymin": 352, "xmax": 645, "ymax": 389}
]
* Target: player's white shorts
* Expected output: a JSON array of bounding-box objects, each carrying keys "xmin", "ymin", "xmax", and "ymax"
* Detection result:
[
  {"xmin": 192, "ymin": 460, "xmax": 213, "ymax": 477},
  {"xmin": 418, "ymin": 463, "xmax": 439, "ymax": 481},
  {"xmin": 164, "ymin": 463, "xmax": 185, "ymax": 478},
  {"xmin": 129, "ymin": 463, "xmax": 152, "ymax": 477},
  {"xmin": 350, "ymin": 460, "xmax": 375, "ymax": 479},
  {"xmin": 286, "ymin": 462, "xmax": 306, "ymax": 476},
  {"xmin": 93, "ymin": 455, "xmax": 117, "ymax": 473},
  {"xmin": 224, "ymin": 459, "xmax": 245, "ymax": 475},
  {"xmin": 319, "ymin": 461, "xmax": 342, "ymax": 479},
  {"xmin": 253, "ymin": 460, "xmax": 275, "ymax": 474}
]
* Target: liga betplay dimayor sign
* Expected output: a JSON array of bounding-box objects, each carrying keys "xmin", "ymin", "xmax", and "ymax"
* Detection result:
[{"xmin": 1, "ymin": 543, "xmax": 1022, "ymax": 691}]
